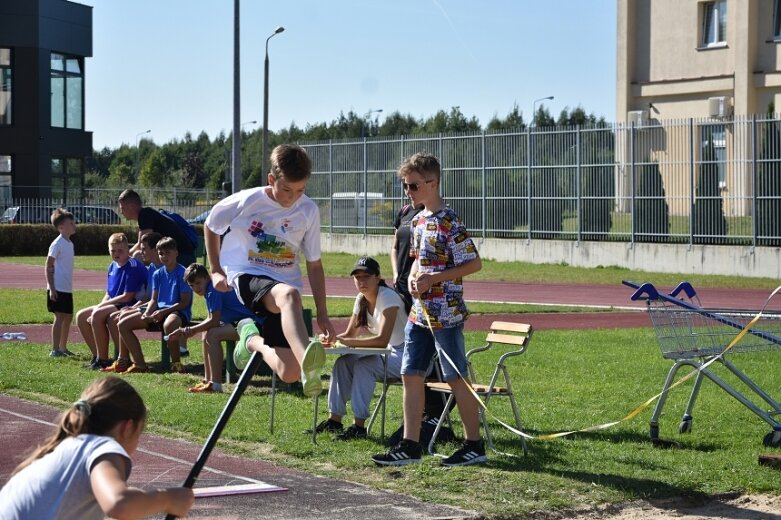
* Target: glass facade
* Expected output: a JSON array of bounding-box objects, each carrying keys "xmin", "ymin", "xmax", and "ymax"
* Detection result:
[
  {"xmin": 50, "ymin": 53, "xmax": 83, "ymax": 130},
  {"xmin": 0, "ymin": 48, "xmax": 10, "ymax": 125},
  {"xmin": 51, "ymin": 157, "xmax": 83, "ymax": 204}
]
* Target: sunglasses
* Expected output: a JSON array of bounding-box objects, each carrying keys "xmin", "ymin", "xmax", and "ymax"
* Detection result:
[{"xmin": 402, "ymin": 180, "xmax": 433, "ymax": 192}]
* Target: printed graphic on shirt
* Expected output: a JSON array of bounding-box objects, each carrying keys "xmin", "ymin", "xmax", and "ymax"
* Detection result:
[
  {"xmin": 409, "ymin": 208, "xmax": 477, "ymax": 329},
  {"xmin": 247, "ymin": 219, "xmax": 296, "ymax": 268}
]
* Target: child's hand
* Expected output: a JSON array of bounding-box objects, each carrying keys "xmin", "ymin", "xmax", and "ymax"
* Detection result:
[
  {"xmin": 165, "ymin": 487, "xmax": 195, "ymax": 518},
  {"xmin": 412, "ymin": 272, "xmax": 433, "ymax": 295},
  {"xmin": 49, "ymin": 289, "xmax": 58, "ymax": 302}
]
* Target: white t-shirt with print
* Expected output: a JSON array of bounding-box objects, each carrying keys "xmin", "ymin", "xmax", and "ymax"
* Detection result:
[
  {"xmin": 351, "ymin": 285, "xmax": 407, "ymax": 347},
  {"xmin": 205, "ymin": 186, "xmax": 321, "ymax": 293}
]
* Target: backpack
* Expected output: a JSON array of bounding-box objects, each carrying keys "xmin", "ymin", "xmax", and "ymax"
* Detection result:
[{"xmin": 159, "ymin": 209, "xmax": 198, "ymax": 249}]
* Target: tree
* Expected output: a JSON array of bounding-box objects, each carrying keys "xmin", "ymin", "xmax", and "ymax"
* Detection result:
[
  {"xmin": 633, "ymin": 160, "xmax": 669, "ymax": 242},
  {"xmin": 138, "ymin": 148, "xmax": 167, "ymax": 187},
  {"xmin": 692, "ymin": 136, "xmax": 727, "ymax": 244},
  {"xmin": 487, "ymin": 104, "xmax": 525, "ymax": 131}
]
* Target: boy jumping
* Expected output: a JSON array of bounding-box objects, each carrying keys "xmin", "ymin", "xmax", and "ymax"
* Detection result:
[{"xmin": 204, "ymin": 143, "xmax": 334, "ymax": 397}]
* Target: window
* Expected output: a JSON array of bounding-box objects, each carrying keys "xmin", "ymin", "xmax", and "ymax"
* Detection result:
[
  {"xmin": 701, "ymin": 1, "xmax": 727, "ymax": 47},
  {"xmin": 0, "ymin": 48, "xmax": 11, "ymax": 125},
  {"xmin": 0, "ymin": 156, "xmax": 11, "ymax": 206},
  {"xmin": 50, "ymin": 53, "xmax": 83, "ymax": 129},
  {"xmin": 774, "ymin": 0, "xmax": 781, "ymax": 39},
  {"xmin": 51, "ymin": 157, "xmax": 83, "ymax": 204}
]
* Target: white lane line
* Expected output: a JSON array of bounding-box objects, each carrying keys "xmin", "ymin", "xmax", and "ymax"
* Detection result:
[{"xmin": 0, "ymin": 406, "xmax": 267, "ymax": 485}]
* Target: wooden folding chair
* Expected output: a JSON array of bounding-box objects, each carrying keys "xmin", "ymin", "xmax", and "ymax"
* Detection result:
[{"xmin": 425, "ymin": 321, "xmax": 533, "ymax": 457}]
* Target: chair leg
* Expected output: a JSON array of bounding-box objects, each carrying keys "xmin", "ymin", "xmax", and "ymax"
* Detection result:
[
  {"xmin": 160, "ymin": 333, "xmax": 170, "ymax": 371},
  {"xmin": 428, "ymin": 394, "xmax": 455, "ymax": 455},
  {"xmin": 270, "ymin": 371, "xmax": 277, "ymax": 434},
  {"xmin": 224, "ymin": 340, "xmax": 236, "ymax": 384},
  {"xmin": 312, "ymin": 393, "xmax": 319, "ymax": 444},
  {"xmin": 366, "ymin": 352, "xmax": 390, "ymax": 440}
]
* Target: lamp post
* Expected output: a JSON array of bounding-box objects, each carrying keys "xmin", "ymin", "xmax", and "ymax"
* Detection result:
[
  {"xmin": 531, "ymin": 96, "xmax": 554, "ymax": 127},
  {"xmin": 261, "ymin": 26, "xmax": 285, "ymax": 185},
  {"xmin": 134, "ymin": 129, "xmax": 151, "ymax": 178},
  {"xmin": 361, "ymin": 108, "xmax": 383, "ymax": 139},
  {"xmin": 225, "ymin": 121, "xmax": 258, "ymax": 194}
]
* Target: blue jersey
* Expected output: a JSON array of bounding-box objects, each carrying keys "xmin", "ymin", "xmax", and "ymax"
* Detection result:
[
  {"xmin": 152, "ymin": 263, "xmax": 193, "ymax": 322},
  {"xmin": 204, "ymin": 281, "xmax": 263, "ymax": 325},
  {"xmin": 106, "ymin": 258, "xmax": 147, "ymax": 308}
]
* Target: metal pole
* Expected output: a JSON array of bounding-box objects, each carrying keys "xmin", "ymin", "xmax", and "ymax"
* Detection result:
[
  {"xmin": 262, "ymin": 27, "xmax": 285, "ymax": 186},
  {"xmin": 231, "ymin": 0, "xmax": 240, "ymax": 193}
]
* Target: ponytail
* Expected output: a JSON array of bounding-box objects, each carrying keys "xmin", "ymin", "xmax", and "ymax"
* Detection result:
[{"xmin": 12, "ymin": 377, "xmax": 146, "ymax": 475}]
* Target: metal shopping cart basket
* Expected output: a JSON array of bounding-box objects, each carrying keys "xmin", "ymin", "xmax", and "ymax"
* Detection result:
[{"xmin": 623, "ymin": 280, "xmax": 781, "ymax": 447}]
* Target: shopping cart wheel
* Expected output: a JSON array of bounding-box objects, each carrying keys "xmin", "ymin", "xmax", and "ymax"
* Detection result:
[
  {"xmin": 649, "ymin": 424, "xmax": 659, "ymax": 440},
  {"xmin": 678, "ymin": 416, "xmax": 692, "ymax": 434},
  {"xmin": 762, "ymin": 430, "xmax": 781, "ymax": 448}
]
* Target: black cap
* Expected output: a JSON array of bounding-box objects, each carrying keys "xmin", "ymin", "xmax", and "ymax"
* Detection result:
[{"xmin": 350, "ymin": 256, "xmax": 381, "ymax": 276}]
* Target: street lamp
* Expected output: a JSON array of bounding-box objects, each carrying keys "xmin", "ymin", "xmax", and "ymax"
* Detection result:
[
  {"xmin": 225, "ymin": 121, "xmax": 258, "ymax": 194},
  {"xmin": 361, "ymin": 108, "xmax": 383, "ymax": 139},
  {"xmin": 261, "ymin": 26, "xmax": 285, "ymax": 185},
  {"xmin": 531, "ymin": 96, "xmax": 554, "ymax": 127},
  {"xmin": 134, "ymin": 129, "xmax": 151, "ymax": 178},
  {"xmin": 241, "ymin": 120, "xmax": 257, "ymax": 132}
]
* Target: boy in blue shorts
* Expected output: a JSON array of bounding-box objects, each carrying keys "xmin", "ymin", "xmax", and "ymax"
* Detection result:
[
  {"xmin": 372, "ymin": 153, "xmax": 485, "ymax": 467},
  {"xmin": 76, "ymin": 233, "xmax": 147, "ymax": 370},
  {"xmin": 45, "ymin": 208, "xmax": 76, "ymax": 357},
  {"xmin": 118, "ymin": 236, "xmax": 192, "ymax": 373},
  {"xmin": 204, "ymin": 144, "xmax": 334, "ymax": 397},
  {"xmin": 167, "ymin": 263, "xmax": 265, "ymax": 393}
]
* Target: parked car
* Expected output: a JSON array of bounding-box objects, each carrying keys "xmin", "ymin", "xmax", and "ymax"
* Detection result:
[
  {"xmin": 69, "ymin": 205, "xmax": 121, "ymax": 225},
  {"xmin": 187, "ymin": 210, "xmax": 210, "ymax": 225},
  {"xmin": 0, "ymin": 205, "xmax": 57, "ymax": 224}
]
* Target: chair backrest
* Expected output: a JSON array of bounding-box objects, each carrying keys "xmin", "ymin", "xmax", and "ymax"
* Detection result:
[{"xmin": 467, "ymin": 321, "xmax": 533, "ymax": 386}]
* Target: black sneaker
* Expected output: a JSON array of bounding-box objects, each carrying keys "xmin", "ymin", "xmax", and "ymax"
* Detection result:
[
  {"xmin": 82, "ymin": 356, "xmax": 98, "ymax": 369},
  {"xmin": 372, "ymin": 439, "xmax": 422, "ymax": 466},
  {"xmin": 441, "ymin": 440, "xmax": 487, "ymax": 467},
  {"xmin": 336, "ymin": 424, "xmax": 367, "ymax": 441},
  {"xmin": 313, "ymin": 418, "xmax": 343, "ymax": 434},
  {"xmin": 87, "ymin": 358, "xmax": 112, "ymax": 371}
]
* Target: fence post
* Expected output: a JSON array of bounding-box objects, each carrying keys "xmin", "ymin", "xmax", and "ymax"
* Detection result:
[
  {"xmin": 576, "ymin": 125, "xmax": 582, "ymax": 244},
  {"xmin": 480, "ymin": 130, "xmax": 486, "ymax": 239},
  {"xmin": 629, "ymin": 123, "xmax": 636, "ymax": 246},
  {"xmin": 688, "ymin": 118, "xmax": 695, "ymax": 248},
  {"xmin": 362, "ymin": 137, "xmax": 368, "ymax": 236},
  {"xmin": 526, "ymin": 128, "xmax": 532, "ymax": 243},
  {"xmin": 329, "ymin": 140, "xmax": 334, "ymax": 235},
  {"xmin": 751, "ymin": 115, "xmax": 757, "ymax": 250}
]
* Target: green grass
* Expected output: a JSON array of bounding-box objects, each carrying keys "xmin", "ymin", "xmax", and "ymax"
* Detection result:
[
  {"xmin": 2, "ymin": 253, "xmax": 779, "ymax": 289},
  {"xmin": 1, "ymin": 329, "xmax": 780, "ymax": 517}
]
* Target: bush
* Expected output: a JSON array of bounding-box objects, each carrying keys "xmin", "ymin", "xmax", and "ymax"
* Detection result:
[{"xmin": 0, "ymin": 224, "xmax": 138, "ymax": 255}]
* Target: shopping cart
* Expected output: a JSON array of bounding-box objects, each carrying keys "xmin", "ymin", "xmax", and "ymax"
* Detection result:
[{"xmin": 623, "ymin": 280, "xmax": 781, "ymax": 447}]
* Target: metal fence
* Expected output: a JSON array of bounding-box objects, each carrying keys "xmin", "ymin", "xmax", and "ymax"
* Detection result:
[
  {"xmin": 304, "ymin": 114, "xmax": 781, "ymax": 247},
  {"xmin": 3, "ymin": 115, "xmax": 780, "ymax": 247}
]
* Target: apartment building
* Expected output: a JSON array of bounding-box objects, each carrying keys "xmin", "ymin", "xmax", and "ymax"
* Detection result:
[{"xmin": 616, "ymin": 0, "xmax": 781, "ymax": 218}]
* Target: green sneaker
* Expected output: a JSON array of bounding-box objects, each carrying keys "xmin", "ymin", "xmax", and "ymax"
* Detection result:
[
  {"xmin": 300, "ymin": 339, "xmax": 325, "ymax": 398},
  {"xmin": 234, "ymin": 318, "xmax": 259, "ymax": 370}
]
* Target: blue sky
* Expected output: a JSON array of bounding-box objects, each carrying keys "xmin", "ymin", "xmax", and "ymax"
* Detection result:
[{"xmin": 84, "ymin": 0, "xmax": 616, "ymax": 149}]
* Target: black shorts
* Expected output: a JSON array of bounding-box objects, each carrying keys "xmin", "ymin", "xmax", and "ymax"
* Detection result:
[
  {"xmin": 47, "ymin": 291, "xmax": 73, "ymax": 314},
  {"xmin": 237, "ymin": 274, "xmax": 281, "ymax": 317},
  {"xmin": 260, "ymin": 313, "xmax": 290, "ymax": 349}
]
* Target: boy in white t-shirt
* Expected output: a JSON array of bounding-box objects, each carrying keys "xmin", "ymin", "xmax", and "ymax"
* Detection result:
[
  {"xmin": 204, "ymin": 144, "xmax": 335, "ymax": 397},
  {"xmin": 46, "ymin": 208, "xmax": 76, "ymax": 357}
]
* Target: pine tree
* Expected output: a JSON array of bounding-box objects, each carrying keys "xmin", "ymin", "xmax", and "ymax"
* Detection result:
[
  {"xmin": 692, "ymin": 137, "xmax": 727, "ymax": 244},
  {"xmin": 634, "ymin": 160, "xmax": 669, "ymax": 242}
]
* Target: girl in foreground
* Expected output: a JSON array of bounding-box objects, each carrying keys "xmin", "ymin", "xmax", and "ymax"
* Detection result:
[{"xmin": 0, "ymin": 377, "xmax": 193, "ymax": 519}]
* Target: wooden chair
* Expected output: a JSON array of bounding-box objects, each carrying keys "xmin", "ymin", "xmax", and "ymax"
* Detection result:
[{"xmin": 425, "ymin": 321, "xmax": 533, "ymax": 457}]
